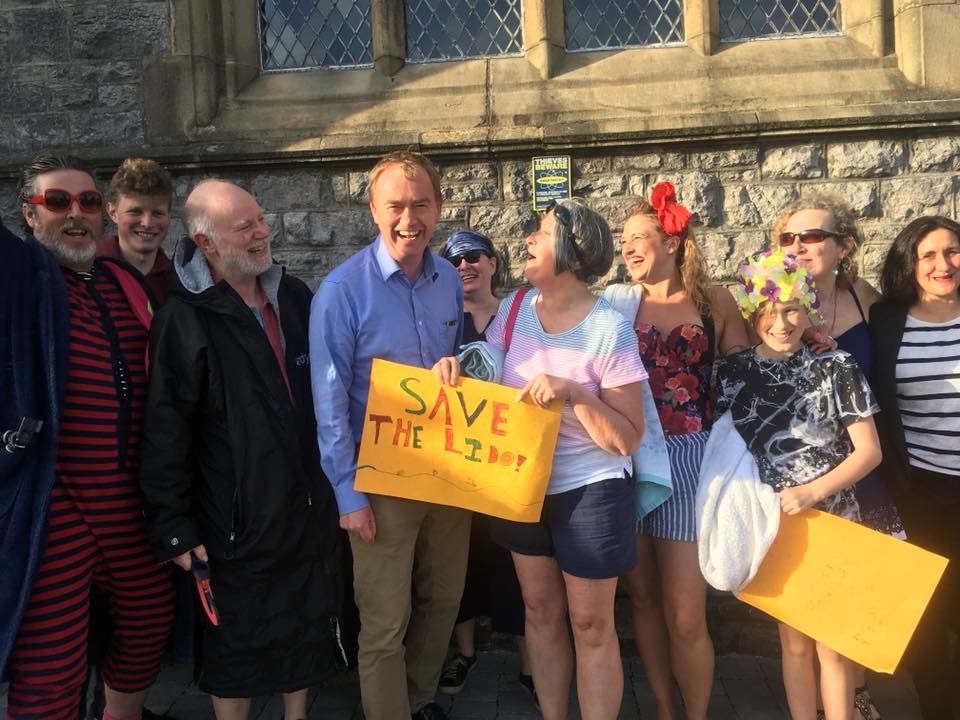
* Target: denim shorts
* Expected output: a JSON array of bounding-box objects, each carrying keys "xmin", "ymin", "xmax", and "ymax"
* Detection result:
[{"xmin": 490, "ymin": 473, "xmax": 637, "ymax": 579}]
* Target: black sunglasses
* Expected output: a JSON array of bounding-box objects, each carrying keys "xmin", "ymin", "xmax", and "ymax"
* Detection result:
[
  {"xmin": 445, "ymin": 250, "xmax": 487, "ymax": 267},
  {"xmin": 779, "ymin": 229, "xmax": 840, "ymax": 246}
]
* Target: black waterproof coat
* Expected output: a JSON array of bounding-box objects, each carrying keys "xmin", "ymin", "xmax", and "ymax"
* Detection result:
[{"xmin": 140, "ymin": 241, "xmax": 341, "ymax": 696}]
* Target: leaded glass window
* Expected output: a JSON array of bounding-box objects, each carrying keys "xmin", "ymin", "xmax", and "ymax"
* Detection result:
[
  {"xmin": 719, "ymin": 0, "xmax": 839, "ymax": 41},
  {"xmin": 260, "ymin": 0, "xmax": 373, "ymax": 70},
  {"xmin": 564, "ymin": 0, "xmax": 684, "ymax": 51},
  {"xmin": 405, "ymin": 0, "xmax": 523, "ymax": 62}
]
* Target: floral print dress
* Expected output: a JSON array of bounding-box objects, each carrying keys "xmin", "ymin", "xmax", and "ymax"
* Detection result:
[{"xmin": 635, "ymin": 319, "xmax": 715, "ymax": 436}]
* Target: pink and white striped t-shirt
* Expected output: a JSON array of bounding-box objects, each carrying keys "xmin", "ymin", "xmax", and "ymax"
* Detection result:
[{"xmin": 487, "ymin": 288, "xmax": 648, "ymax": 494}]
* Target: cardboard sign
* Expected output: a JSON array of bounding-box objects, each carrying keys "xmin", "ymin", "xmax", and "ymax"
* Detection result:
[
  {"xmin": 532, "ymin": 156, "xmax": 572, "ymax": 211},
  {"xmin": 355, "ymin": 359, "xmax": 563, "ymax": 522},
  {"xmin": 738, "ymin": 509, "xmax": 948, "ymax": 673}
]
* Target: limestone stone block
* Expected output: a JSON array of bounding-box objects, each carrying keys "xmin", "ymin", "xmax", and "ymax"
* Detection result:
[
  {"xmin": 827, "ymin": 140, "xmax": 905, "ymax": 178},
  {"xmin": 97, "ymin": 84, "xmax": 141, "ymax": 112},
  {"xmin": 331, "ymin": 174, "xmax": 351, "ymax": 204},
  {"xmin": 691, "ymin": 148, "xmax": 759, "ymax": 171},
  {"xmin": 12, "ymin": 8, "xmax": 67, "ymax": 62},
  {"xmin": 0, "ymin": 12, "xmax": 11, "ymax": 66},
  {"xmin": 574, "ymin": 174, "xmax": 627, "ymax": 197},
  {"xmin": 71, "ymin": 3, "xmax": 169, "ymax": 60},
  {"xmin": 251, "ymin": 172, "xmax": 334, "ymax": 211},
  {"xmin": 0, "ymin": 75, "xmax": 48, "ymax": 110},
  {"xmin": 441, "ymin": 163, "xmax": 498, "ymax": 182},
  {"xmin": 277, "ymin": 246, "xmax": 358, "ymax": 284},
  {"xmin": 732, "ymin": 182, "xmax": 806, "ymax": 226},
  {"xmin": 909, "ymin": 137, "xmax": 960, "ymax": 172},
  {"xmin": 264, "ymin": 213, "xmax": 282, "ymax": 245},
  {"xmin": 48, "ymin": 61, "xmax": 139, "ymax": 85},
  {"xmin": 502, "ymin": 161, "xmax": 532, "ymax": 202},
  {"xmin": 761, "ymin": 145, "xmax": 824, "ymax": 179},
  {"xmin": 439, "ymin": 206, "xmax": 468, "ymax": 223},
  {"xmin": 613, "ymin": 153, "xmax": 685, "ymax": 172},
  {"xmin": 859, "ymin": 241, "xmax": 890, "ymax": 280},
  {"xmin": 310, "ymin": 209, "xmax": 376, "ymax": 247},
  {"xmin": 797, "ymin": 181, "xmax": 880, "ymax": 218},
  {"xmin": 700, "ymin": 230, "xmax": 767, "ymax": 281},
  {"xmin": 880, "ymin": 176, "xmax": 955, "ymax": 222},
  {"xmin": 69, "ymin": 109, "xmax": 144, "ymax": 147},
  {"xmin": 441, "ymin": 180, "xmax": 499, "ymax": 204},
  {"xmin": 626, "ymin": 175, "xmax": 646, "ymax": 197},
  {"xmin": 575, "ymin": 157, "xmax": 610, "ymax": 175},
  {"xmin": 469, "ymin": 205, "xmax": 539, "ymax": 241},
  {"xmin": 651, "ymin": 172, "xmax": 722, "ymax": 226},
  {"xmin": 48, "ymin": 85, "xmax": 96, "ymax": 111},
  {"xmin": 349, "ymin": 173, "xmax": 369, "ymax": 204}
]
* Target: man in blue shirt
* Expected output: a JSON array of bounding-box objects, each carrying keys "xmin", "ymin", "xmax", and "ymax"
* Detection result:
[{"xmin": 309, "ymin": 151, "xmax": 470, "ymax": 720}]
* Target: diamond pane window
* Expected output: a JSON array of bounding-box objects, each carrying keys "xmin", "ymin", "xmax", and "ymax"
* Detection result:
[
  {"xmin": 406, "ymin": 0, "xmax": 522, "ymax": 62},
  {"xmin": 260, "ymin": 0, "xmax": 373, "ymax": 71},
  {"xmin": 564, "ymin": 0, "xmax": 683, "ymax": 51},
  {"xmin": 719, "ymin": 0, "xmax": 839, "ymax": 41}
]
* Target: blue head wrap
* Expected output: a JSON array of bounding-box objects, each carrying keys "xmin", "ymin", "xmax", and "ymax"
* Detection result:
[{"xmin": 441, "ymin": 230, "xmax": 494, "ymax": 260}]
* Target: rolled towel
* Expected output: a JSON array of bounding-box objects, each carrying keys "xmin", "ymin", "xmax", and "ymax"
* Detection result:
[{"xmin": 457, "ymin": 341, "xmax": 505, "ymax": 383}]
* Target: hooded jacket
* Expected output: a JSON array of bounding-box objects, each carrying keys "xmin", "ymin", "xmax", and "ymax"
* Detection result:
[{"xmin": 139, "ymin": 238, "xmax": 340, "ymax": 575}]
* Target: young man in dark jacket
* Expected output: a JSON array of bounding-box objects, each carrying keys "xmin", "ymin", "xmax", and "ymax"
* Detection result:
[{"xmin": 139, "ymin": 180, "xmax": 342, "ymax": 720}]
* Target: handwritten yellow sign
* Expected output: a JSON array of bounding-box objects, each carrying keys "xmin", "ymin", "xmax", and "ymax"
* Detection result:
[
  {"xmin": 738, "ymin": 509, "xmax": 948, "ymax": 673},
  {"xmin": 355, "ymin": 359, "xmax": 563, "ymax": 522}
]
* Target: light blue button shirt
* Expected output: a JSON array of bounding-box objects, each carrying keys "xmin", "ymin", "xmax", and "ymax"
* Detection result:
[{"xmin": 309, "ymin": 237, "xmax": 463, "ymax": 514}]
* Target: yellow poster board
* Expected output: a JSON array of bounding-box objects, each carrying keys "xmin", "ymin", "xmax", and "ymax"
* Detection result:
[
  {"xmin": 355, "ymin": 359, "xmax": 563, "ymax": 522},
  {"xmin": 738, "ymin": 509, "xmax": 948, "ymax": 673}
]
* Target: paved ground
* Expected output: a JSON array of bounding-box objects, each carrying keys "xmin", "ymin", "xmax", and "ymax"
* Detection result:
[{"xmin": 2, "ymin": 649, "xmax": 923, "ymax": 719}]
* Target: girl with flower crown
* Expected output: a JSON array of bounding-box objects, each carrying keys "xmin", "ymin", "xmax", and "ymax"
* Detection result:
[
  {"xmin": 603, "ymin": 182, "xmax": 749, "ymax": 720},
  {"xmin": 715, "ymin": 249, "xmax": 882, "ymax": 720}
]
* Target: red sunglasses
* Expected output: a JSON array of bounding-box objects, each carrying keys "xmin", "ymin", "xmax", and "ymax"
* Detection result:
[
  {"xmin": 27, "ymin": 188, "xmax": 104, "ymax": 213},
  {"xmin": 779, "ymin": 229, "xmax": 840, "ymax": 246}
]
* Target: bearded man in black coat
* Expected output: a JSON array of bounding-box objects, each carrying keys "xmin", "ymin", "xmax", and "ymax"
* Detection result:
[{"xmin": 139, "ymin": 180, "xmax": 342, "ymax": 720}]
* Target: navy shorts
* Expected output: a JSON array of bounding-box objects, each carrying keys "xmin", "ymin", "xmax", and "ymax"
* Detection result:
[{"xmin": 490, "ymin": 473, "xmax": 637, "ymax": 579}]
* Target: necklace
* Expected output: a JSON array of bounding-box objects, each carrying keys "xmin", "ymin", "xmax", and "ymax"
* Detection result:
[{"xmin": 818, "ymin": 283, "xmax": 839, "ymax": 336}]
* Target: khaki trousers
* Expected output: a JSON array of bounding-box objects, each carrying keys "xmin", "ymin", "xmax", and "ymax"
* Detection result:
[{"xmin": 350, "ymin": 494, "xmax": 471, "ymax": 719}]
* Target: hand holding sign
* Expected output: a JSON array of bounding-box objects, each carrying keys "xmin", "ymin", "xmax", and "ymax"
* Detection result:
[{"xmin": 357, "ymin": 359, "xmax": 562, "ymax": 522}]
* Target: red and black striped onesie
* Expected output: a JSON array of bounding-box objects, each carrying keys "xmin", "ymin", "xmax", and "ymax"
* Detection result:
[{"xmin": 6, "ymin": 264, "xmax": 175, "ymax": 720}]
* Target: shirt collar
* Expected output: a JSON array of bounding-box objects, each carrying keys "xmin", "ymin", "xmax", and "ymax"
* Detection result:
[{"xmin": 372, "ymin": 236, "xmax": 439, "ymax": 283}]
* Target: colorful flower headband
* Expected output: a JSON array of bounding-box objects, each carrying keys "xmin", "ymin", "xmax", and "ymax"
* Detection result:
[
  {"xmin": 731, "ymin": 249, "xmax": 821, "ymax": 319},
  {"xmin": 650, "ymin": 181, "xmax": 693, "ymax": 240}
]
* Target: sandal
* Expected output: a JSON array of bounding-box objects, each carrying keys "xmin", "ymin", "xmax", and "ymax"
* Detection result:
[{"xmin": 854, "ymin": 685, "xmax": 882, "ymax": 720}]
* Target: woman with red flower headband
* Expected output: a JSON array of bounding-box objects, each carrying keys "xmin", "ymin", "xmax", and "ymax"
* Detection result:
[{"xmin": 604, "ymin": 182, "xmax": 749, "ymax": 720}]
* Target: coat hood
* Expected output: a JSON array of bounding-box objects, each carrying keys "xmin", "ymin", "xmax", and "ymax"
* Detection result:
[{"xmin": 172, "ymin": 235, "xmax": 284, "ymax": 314}]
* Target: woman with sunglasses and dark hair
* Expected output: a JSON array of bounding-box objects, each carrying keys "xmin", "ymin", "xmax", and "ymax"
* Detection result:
[
  {"xmin": 604, "ymin": 182, "xmax": 749, "ymax": 720},
  {"xmin": 434, "ymin": 198, "xmax": 647, "ymax": 720},
  {"xmin": 870, "ymin": 215, "xmax": 960, "ymax": 720},
  {"xmin": 772, "ymin": 195, "xmax": 902, "ymax": 720},
  {"xmin": 436, "ymin": 230, "xmax": 535, "ymax": 702}
]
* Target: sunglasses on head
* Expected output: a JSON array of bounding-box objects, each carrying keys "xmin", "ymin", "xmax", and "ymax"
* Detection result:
[
  {"xmin": 779, "ymin": 229, "xmax": 840, "ymax": 246},
  {"xmin": 446, "ymin": 250, "xmax": 487, "ymax": 266},
  {"xmin": 27, "ymin": 188, "xmax": 104, "ymax": 213}
]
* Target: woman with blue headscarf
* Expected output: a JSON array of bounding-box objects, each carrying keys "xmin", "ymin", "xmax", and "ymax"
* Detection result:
[{"xmin": 436, "ymin": 230, "xmax": 535, "ymax": 704}]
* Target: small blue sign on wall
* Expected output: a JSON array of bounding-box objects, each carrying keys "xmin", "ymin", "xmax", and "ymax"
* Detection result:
[{"xmin": 531, "ymin": 156, "xmax": 571, "ymax": 211}]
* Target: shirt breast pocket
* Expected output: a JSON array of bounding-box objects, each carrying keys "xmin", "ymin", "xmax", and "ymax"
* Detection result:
[{"xmin": 439, "ymin": 317, "xmax": 459, "ymax": 345}]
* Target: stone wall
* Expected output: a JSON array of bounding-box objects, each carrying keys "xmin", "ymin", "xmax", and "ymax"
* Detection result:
[{"xmin": 5, "ymin": 135, "xmax": 957, "ymax": 290}]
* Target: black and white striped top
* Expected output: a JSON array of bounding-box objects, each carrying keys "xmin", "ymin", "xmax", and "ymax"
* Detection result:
[{"xmin": 895, "ymin": 314, "xmax": 960, "ymax": 476}]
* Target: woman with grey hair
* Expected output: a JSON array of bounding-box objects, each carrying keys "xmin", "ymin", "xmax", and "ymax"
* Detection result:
[{"xmin": 433, "ymin": 198, "xmax": 647, "ymax": 720}]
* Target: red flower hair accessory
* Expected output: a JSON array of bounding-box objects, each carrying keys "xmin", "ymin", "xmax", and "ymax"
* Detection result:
[{"xmin": 650, "ymin": 181, "xmax": 693, "ymax": 240}]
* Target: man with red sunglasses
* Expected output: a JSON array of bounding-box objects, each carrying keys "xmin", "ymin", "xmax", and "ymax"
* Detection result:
[{"xmin": 2, "ymin": 154, "xmax": 175, "ymax": 720}]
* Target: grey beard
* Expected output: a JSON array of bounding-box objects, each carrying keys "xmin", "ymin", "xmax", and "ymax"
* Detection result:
[{"xmin": 41, "ymin": 236, "xmax": 97, "ymax": 271}]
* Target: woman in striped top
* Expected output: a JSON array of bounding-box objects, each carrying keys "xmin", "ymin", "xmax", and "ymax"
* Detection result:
[
  {"xmin": 871, "ymin": 215, "xmax": 960, "ymax": 720},
  {"xmin": 433, "ymin": 198, "xmax": 647, "ymax": 720}
]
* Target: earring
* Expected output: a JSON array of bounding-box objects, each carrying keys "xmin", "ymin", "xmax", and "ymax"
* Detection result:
[{"xmin": 832, "ymin": 267, "xmax": 840, "ymax": 277}]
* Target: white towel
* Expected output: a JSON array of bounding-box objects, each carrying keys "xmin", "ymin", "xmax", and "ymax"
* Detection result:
[{"xmin": 695, "ymin": 411, "xmax": 781, "ymax": 593}]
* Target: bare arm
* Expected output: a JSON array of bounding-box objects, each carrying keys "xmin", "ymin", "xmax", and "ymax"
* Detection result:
[
  {"xmin": 517, "ymin": 376, "xmax": 645, "ymax": 456},
  {"xmin": 711, "ymin": 285, "xmax": 751, "ymax": 355},
  {"xmin": 779, "ymin": 416, "xmax": 882, "ymax": 515}
]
